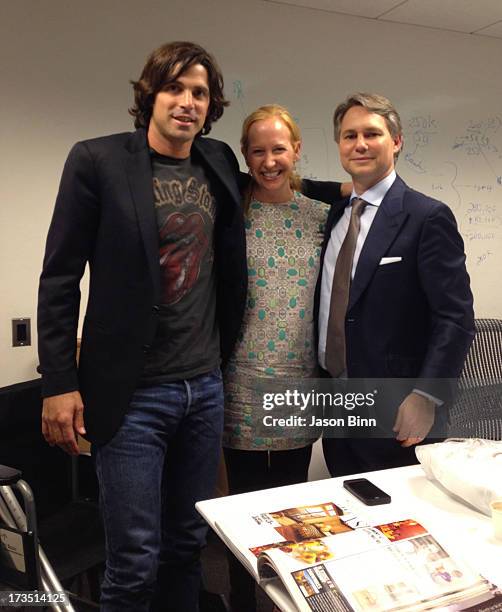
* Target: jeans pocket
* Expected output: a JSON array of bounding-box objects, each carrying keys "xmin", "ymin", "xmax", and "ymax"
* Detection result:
[{"xmin": 208, "ymin": 366, "xmax": 223, "ymax": 381}]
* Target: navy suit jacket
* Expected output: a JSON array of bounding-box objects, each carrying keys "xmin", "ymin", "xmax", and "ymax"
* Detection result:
[
  {"xmin": 309, "ymin": 175, "xmax": 475, "ymax": 413},
  {"xmin": 38, "ymin": 128, "xmax": 247, "ymax": 444}
]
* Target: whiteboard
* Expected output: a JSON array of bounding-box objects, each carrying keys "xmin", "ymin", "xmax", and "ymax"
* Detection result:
[{"xmin": 1, "ymin": 0, "xmax": 501, "ymax": 385}]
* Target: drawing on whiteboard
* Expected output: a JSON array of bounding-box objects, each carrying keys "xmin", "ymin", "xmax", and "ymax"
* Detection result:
[
  {"xmin": 452, "ymin": 117, "xmax": 502, "ymax": 182},
  {"xmin": 403, "ymin": 115, "xmax": 439, "ymax": 174},
  {"xmin": 395, "ymin": 113, "xmax": 501, "ymax": 277},
  {"xmin": 232, "ymin": 79, "xmax": 247, "ymax": 118},
  {"xmin": 466, "ymin": 212, "xmax": 501, "ymax": 227},
  {"xmin": 464, "ymin": 231, "xmax": 496, "ymax": 242},
  {"xmin": 456, "ymin": 184, "xmax": 493, "ymax": 193},
  {"xmin": 452, "ymin": 117, "xmax": 501, "ymax": 156},
  {"xmin": 440, "ymin": 161, "xmax": 461, "ymax": 211},
  {"xmin": 466, "ymin": 202, "xmax": 497, "ymax": 214},
  {"xmin": 404, "ymin": 152, "xmax": 426, "ymax": 174},
  {"xmin": 476, "ymin": 251, "xmax": 493, "ymax": 266},
  {"xmin": 409, "ymin": 115, "xmax": 438, "ymax": 130}
]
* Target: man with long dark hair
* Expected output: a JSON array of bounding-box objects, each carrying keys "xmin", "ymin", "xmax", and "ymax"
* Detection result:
[{"xmin": 38, "ymin": 41, "xmax": 246, "ymax": 611}]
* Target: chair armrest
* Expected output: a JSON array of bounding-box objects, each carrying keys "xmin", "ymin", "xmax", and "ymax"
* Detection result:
[{"xmin": 0, "ymin": 464, "xmax": 22, "ymax": 486}]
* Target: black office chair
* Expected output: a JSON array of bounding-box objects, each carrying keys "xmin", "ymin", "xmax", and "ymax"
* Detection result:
[{"xmin": 448, "ymin": 318, "xmax": 502, "ymax": 440}]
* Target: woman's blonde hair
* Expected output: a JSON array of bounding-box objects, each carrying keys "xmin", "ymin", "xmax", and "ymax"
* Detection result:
[{"xmin": 241, "ymin": 104, "xmax": 302, "ymax": 212}]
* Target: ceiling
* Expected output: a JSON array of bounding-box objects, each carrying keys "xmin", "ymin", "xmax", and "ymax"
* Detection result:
[{"xmin": 264, "ymin": 0, "xmax": 502, "ymax": 38}]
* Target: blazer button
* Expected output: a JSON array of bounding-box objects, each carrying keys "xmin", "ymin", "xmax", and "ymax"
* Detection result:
[
  {"xmin": 142, "ymin": 344, "xmax": 151, "ymax": 353},
  {"xmin": 152, "ymin": 305, "xmax": 160, "ymax": 313}
]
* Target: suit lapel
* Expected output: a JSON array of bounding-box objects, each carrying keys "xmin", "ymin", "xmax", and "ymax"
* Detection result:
[
  {"xmin": 192, "ymin": 138, "xmax": 241, "ymax": 208},
  {"xmin": 348, "ymin": 176, "xmax": 408, "ymax": 311},
  {"xmin": 124, "ymin": 129, "xmax": 160, "ymax": 300}
]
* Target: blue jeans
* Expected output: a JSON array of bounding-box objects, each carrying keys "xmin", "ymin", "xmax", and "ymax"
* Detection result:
[{"xmin": 92, "ymin": 368, "xmax": 224, "ymax": 612}]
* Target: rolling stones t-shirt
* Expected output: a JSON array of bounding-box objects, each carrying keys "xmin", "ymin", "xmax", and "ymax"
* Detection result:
[{"xmin": 140, "ymin": 151, "xmax": 220, "ymax": 383}]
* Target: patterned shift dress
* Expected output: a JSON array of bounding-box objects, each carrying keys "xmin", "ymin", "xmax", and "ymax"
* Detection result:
[{"xmin": 223, "ymin": 192, "xmax": 330, "ymax": 451}]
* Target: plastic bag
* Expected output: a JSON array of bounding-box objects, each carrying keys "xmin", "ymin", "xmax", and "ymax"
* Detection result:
[{"xmin": 415, "ymin": 438, "xmax": 502, "ymax": 516}]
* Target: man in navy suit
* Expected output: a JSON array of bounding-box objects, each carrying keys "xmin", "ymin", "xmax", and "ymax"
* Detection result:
[
  {"xmin": 38, "ymin": 42, "xmax": 246, "ymax": 611},
  {"xmin": 316, "ymin": 93, "xmax": 474, "ymax": 476}
]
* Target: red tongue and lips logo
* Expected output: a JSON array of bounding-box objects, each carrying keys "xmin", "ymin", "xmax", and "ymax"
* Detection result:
[{"xmin": 159, "ymin": 212, "xmax": 208, "ymax": 305}]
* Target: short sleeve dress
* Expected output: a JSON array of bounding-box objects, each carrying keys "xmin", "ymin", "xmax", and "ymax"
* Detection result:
[{"xmin": 223, "ymin": 192, "xmax": 330, "ymax": 451}]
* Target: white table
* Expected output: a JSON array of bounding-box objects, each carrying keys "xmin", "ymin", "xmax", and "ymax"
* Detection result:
[{"xmin": 197, "ymin": 464, "xmax": 501, "ymax": 611}]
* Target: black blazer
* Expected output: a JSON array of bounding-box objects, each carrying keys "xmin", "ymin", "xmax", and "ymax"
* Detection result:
[
  {"xmin": 38, "ymin": 128, "xmax": 247, "ymax": 444},
  {"xmin": 309, "ymin": 175, "xmax": 475, "ymax": 407}
]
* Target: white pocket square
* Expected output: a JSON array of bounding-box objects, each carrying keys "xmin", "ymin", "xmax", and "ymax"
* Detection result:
[{"xmin": 379, "ymin": 256, "xmax": 402, "ymax": 265}]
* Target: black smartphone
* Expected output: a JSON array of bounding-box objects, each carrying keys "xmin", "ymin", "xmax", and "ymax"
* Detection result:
[{"xmin": 343, "ymin": 478, "xmax": 391, "ymax": 505}]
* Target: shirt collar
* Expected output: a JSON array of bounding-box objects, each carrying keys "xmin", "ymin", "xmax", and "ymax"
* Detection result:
[{"xmin": 350, "ymin": 170, "xmax": 396, "ymax": 208}]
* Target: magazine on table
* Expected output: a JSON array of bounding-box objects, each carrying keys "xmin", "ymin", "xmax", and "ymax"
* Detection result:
[{"xmin": 213, "ymin": 499, "xmax": 502, "ymax": 612}]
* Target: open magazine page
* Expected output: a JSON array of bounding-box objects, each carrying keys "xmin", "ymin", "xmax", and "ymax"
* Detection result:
[
  {"xmin": 257, "ymin": 526, "xmax": 402, "ymax": 611},
  {"xmin": 214, "ymin": 499, "xmax": 367, "ymax": 582},
  {"xmin": 260, "ymin": 520, "xmax": 502, "ymax": 612}
]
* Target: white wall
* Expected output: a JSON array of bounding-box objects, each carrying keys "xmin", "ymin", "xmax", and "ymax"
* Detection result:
[{"xmin": 2, "ymin": 0, "xmax": 501, "ymax": 386}]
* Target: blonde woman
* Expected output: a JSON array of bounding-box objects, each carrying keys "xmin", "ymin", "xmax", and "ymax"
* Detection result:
[{"xmin": 223, "ymin": 105, "xmax": 346, "ymax": 612}]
